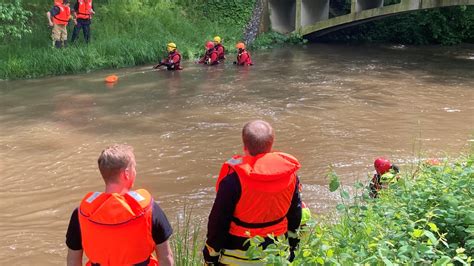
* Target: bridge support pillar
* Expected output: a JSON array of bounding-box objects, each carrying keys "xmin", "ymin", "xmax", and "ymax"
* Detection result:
[
  {"xmin": 300, "ymin": 0, "xmax": 329, "ymax": 27},
  {"xmin": 354, "ymin": 0, "xmax": 384, "ymax": 12},
  {"xmin": 268, "ymin": 0, "xmax": 296, "ymax": 33}
]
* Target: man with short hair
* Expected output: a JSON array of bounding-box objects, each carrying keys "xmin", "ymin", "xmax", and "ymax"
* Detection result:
[
  {"xmin": 66, "ymin": 144, "xmax": 174, "ymax": 266},
  {"xmin": 203, "ymin": 120, "xmax": 303, "ymax": 264}
]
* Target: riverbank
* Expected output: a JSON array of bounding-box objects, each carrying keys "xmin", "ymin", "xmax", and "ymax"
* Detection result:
[
  {"xmin": 171, "ymin": 153, "xmax": 474, "ymax": 264},
  {"xmin": 0, "ymin": 0, "xmax": 257, "ymax": 80},
  {"xmin": 231, "ymin": 153, "xmax": 474, "ymax": 264}
]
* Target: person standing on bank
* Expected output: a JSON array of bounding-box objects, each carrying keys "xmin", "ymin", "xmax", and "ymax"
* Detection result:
[
  {"xmin": 71, "ymin": 0, "xmax": 95, "ymax": 44},
  {"xmin": 65, "ymin": 144, "xmax": 174, "ymax": 266},
  {"xmin": 203, "ymin": 120, "xmax": 302, "ymax": 264},
  {"xmin": 47, "ymin": 0, "xmax": 72, "ymax": 48}
]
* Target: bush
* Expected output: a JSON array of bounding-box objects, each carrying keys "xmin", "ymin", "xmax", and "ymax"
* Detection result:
[
  {"xmin": 0, "ymin": 0, "xmax": 32, "ymax": 42},
  {"xmin": 250, "ymin": 154, "xmax": 474, "ymax": 264}
]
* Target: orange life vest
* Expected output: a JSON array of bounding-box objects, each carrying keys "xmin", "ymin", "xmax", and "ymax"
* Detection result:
[
  {"xmin": 216, "ymin": 152, "xmax": 301, "ymax": 238},
  {"xmin": 76, "ymin": 0, "xmax": 93, "ymax": 20},
  {"xmin": 52, "ymin": 4, "xmax": 70, "ymax": 25},
  {"xmin": 78, "ymin": 189, "xmax": 157, "ymax": 266}
]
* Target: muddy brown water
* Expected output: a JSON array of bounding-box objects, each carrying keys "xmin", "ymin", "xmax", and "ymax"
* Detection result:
[{"xmin": 1, "ymin": 44, "xmax": 473, "ymax": 264}]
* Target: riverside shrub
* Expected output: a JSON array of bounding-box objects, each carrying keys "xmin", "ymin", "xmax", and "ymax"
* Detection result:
[{"xmin": 248, "ymin": 154, "xmax": 474, "ymax": 264}]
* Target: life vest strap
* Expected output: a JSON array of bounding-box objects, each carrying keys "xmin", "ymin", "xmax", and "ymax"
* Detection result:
[
  {"xmin": 90, "ymin": 256, "xmax": 150, "ymax": 266},
  {"xmin": 231, "ymin": 216, "xmax": 285, "ymax": 229}
]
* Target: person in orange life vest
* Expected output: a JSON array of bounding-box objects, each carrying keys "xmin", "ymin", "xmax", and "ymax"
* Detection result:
[
  {"xmin": 213, "ymin": 36, "xmax": 226, "ymax": 61},
  {"xmin": 65, "ymin": 144, "xmax": 174, "ymax": 266},
  {"xmin": 154, "ymin": 42, "xmax": 183, "ymax": 71},
  {"xmin": 198, "ymin": 41, "xmax": 219, "ymax": 65},
  {"xmin": 370, "ymin": 157, "xmax": 400, "ymax": 198},
  {"xmin": 233, "ymin": 42, "xmax": 253, "ymax": 66},
  {"xmin": 71, "ymin": 0, "xmax": 95, "ymax": 44},
  {"xmin": 47, "ymin": 0, "xmax": 72, "ymax": 48},
  {"xmin": 203, "ymin": 120, "xmax": 303, "ymax": 265}
]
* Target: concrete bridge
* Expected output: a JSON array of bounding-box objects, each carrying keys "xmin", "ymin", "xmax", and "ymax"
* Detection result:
[{"xmin": 266, "ymin": 0, "xmax": 474, "ymax": 37}]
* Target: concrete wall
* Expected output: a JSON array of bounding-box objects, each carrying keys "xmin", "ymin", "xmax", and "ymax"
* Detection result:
[
  {"xmin": 355, "ymin": 0, "xmax": 384, "ymax": 12},
  {"xmin": 301, "ymin": 0, "xmax": 329, "ymax": 27},
  {"xmin": 268, "ymin": 0, "xmax": 296, "ymax": 33}
]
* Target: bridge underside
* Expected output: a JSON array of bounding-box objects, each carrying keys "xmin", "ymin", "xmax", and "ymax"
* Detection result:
[{"xmin": 267, "ymin": 0, "xmax": 474, "ymax": 37}]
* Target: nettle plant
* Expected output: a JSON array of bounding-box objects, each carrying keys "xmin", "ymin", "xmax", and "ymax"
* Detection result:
[{"xmin": 247, "ymin": 155, "xmax": 473, "ymax": 265}]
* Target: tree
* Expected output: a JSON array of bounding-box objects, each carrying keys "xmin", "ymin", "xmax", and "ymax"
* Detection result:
[{"xmin": 0, "ymin": 0, "xmax": 32, "ymax": 43}]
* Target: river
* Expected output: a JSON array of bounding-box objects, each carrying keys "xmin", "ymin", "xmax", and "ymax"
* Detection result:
[{"xmin": 0, "ymin": 43, "xmax": 473, "ymax": 264}]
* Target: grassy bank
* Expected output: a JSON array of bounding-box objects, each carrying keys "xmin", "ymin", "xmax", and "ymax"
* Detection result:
[
  {"xmin": 0, "ymin": 0, "xmax": 256, "ymax": 79},
  {"xmin": 246, "ymin": 154, "xmax": 474, "ymax": 265}
]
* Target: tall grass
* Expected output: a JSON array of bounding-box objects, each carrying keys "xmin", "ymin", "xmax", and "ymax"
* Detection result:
[
  {"xmin": 0, "ymin": 0, "xmax": 256, "ymax": 79},
  {"xmin": 171, "ymin": 206, "xmax": 203, "ymax": 266}
]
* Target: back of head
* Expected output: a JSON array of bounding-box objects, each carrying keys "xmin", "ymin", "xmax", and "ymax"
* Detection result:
[
  {"xmin": 213, "ymin": 36, "xmax": 221, "ymax": 44},
  {"xmin": 242, "ymin": 120, "xmax": 274, "ymax": 156},
  {"xmin": 98, "ymin": 144, "xmax": 135, "ymax": 183}
]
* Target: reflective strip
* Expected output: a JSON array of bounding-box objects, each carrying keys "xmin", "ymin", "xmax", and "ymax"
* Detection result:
[
  {"xmin": 227, "ymin": 157, "xmax": 242, "ymax": 166},
  {"xmin": 220, "ymin": 249, "xmax": 263, "ymax": 265},
  {"xmin": 86, "ymin": 192, "xmax": 102, "ymax": 203},
  {"xmin": 127, "ymin": 191, "xmax": 145, "ymax": 202}
]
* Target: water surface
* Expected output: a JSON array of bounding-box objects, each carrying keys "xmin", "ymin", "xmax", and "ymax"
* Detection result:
[{"xmin": 1, "ymin": 43, "xmax": 473, "ymax": 264}]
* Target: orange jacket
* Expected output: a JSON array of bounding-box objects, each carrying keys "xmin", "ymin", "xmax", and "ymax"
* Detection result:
[
  {"xmin": 78, "ymin": 189, "xmax": 157, "ymax": 265},
  {"xmin": 52, "ymin": 3, "xmax": 70, "ymax": 25},
  {"xmin": 76, "ymin": 0, "xmax": 93, "ymax": 20},
  {"xmin": 216, "ymin": 152, "xmax": 301, "ymax": 237}
]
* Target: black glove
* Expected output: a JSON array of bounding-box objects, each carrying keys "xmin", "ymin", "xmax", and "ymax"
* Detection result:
[
  {"xmin": 202, "ymin": 246, "xmax": 219, "ymax": 265},
  {"xmin": 288, "ymin": 236, "xmax": 299, "ymax": 262}
]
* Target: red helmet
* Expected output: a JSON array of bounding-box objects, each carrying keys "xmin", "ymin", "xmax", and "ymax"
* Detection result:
[
  {"xmin": 374, "ymin": 157, "xmax": 392, "ymax": 175},
  {"xmin": 205, "ymin": 41, "xmax": 214, "ymax": 49}
]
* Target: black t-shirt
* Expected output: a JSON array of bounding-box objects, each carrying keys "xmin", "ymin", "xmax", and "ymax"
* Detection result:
[{"xmin": 66, "ymin": 201, "xmax": 173, "ymax": 250}]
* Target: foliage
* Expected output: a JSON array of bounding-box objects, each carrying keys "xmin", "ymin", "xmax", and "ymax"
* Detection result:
[
  {"xmin": 250, "ymin": 154, "xmax": 474, "ymax": 264},
  {"xmin": 176, "ymin": 0, "xmax": 255, "ymax": 28},
  {"xmin": 0, "ymin": 0, "xmax": 32, "ymax": 42},
  {"xmin": 171, "ymin": 207, "xmax": 202, "ymax": 266},
  {"xmin": 320, "ymin": 6, "xmax": 474, "ymax": 45},
  {"xmin": 251, "ymin": 31, "xmax": 307, "ymax": 50}
]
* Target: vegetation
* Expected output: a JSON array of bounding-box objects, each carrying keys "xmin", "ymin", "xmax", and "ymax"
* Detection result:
[
  {"xmin": 320, "ymin": 5, "xmax": 474, "ymax": 45},
  {"xmin": 0, "ymin": 0, "xmax": 32, "ymax": 41},
  {"xmin": 247, "ymin": 154, "xmax": 474, "ymax": 265},
  {"xmin": 171, "ymin": 207, "xmax": 202, "ymax": 266},
  {"xmin": 0, "ymin": 0, "xmax": 256, "ymax": 79}
]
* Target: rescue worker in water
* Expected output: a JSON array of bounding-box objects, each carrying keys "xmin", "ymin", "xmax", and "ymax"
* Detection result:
[
  {"xmin": 233, "ymin": 42, "xmax": 253, "ymax": 66},
  {"xmin": 65, "ymin": 144, "xmax": 174, "ymax": 266},
  {"xmin": 203, "ymin": 120, "xmax": 303, "ymax": 264},
  {"xmin": 198, "ymin": 41, "xmax": 219, "ymax": 65},
  {"xmin": 213, "ymin": 36, "xmax": 226, "ymax": 61},
  {"xmin": 154, "ymin": 42, "xmax": 183, "ymax": 70}
]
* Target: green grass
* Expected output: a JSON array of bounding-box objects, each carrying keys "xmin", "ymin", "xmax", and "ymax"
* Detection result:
[
  {"xmin": 171, "ymin": 207, "xmax": 202, "ymax": 266},
  {"xmin": 0, "ymin": 0, "xmax": 256, "ymax": 79}
]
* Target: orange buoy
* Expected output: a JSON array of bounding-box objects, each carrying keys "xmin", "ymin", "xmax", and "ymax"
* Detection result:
[{"xmin": 105, "ymin": 75, "xmax": 118, "ymax": 83}]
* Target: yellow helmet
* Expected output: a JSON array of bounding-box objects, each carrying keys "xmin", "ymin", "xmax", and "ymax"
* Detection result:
[
  {"xmin": 167, "ymin": 42, "xmax": 177, "ymax": 52},
  {"xmin": 213, "ymin": 36, "xmax": 221, "ymax": 44}
]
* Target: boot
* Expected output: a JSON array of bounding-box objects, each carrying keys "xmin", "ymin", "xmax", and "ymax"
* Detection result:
[
  {"xmin": 63, "ymin": 40, "xmax": 68, "ymax": 48},
  {"xmin": 54, "ymin": 41, "xmax": 62, "ymax": 48}
]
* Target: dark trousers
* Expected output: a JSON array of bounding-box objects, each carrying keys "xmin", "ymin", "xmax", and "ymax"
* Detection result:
[{"xmin": 71, "ymin": 20, "xmax": 91, "ymax": 43}]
